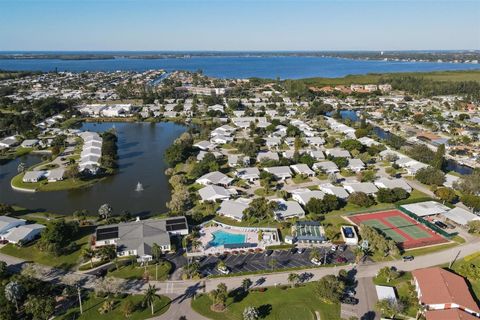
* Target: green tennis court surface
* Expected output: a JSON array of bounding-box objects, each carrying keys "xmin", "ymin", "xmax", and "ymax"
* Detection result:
[
  {"xmin": 363, "ymin": 219, "xmax": 406, "ymax": 242},
  {"xmin": 385, "ymin": 216, "xmax": 432, "ymax": 239}
]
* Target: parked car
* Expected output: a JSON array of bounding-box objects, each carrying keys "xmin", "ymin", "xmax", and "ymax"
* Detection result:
[
  {"xmin": 94, "ymin": 268, "xmax": 107, "ymax": 278},
  {"xmin": 217, "ymin": 265, "xmax": 230, "ymax": 275},
  {"xmin": 297, "ymin": 248, "xmax": 305, "ymax": 254},
  {"xmin": 290, "ymin": 248, "xmax": 298, "ymax": 254},
  {"xmin": 331, "ymin": 244, "xmax": 338, "ymax": 251},
  {"xmin": 403, "ymin": 255, "xmax": 414, "ymax": 262},
  {"xmin": 336, "ymin": 257, "xmax": 347, "ymax": 263},
  {"xmin": 265, "ymin": 250, "xmax": 273, "ymax": 257},
  {"xmin": 338, "ymin": 244, "xmax": 347, "ymax": 252},
  {"xmin": 342, "ymin": 296, "xmax": 359, "ymax": 305},
  {"xmin": 434, "ymin": 220, "xmax": 448, "ymax": 229},
  {"xmin": 311, "ymin": 258, "xmax": 322, "ymax": 266}
]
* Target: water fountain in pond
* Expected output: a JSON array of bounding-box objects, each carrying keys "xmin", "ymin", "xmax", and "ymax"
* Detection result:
[{"xmin": 135, "ymin": 182, "xmax": 144, "ymax": 192}]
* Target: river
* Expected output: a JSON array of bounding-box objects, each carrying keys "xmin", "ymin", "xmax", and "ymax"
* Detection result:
[
  {"xmin": 0, "ymin": 122, "xmax": 186, "ymax": 216},
  {"xmin": 0, "ymin": 56, "xmax": 479, "ymax": 79}
]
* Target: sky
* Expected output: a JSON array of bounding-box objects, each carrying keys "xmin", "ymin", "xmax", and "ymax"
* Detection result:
[{"xmin": 0, "ymin": 0, "xmax": 479, "ymax": 51}]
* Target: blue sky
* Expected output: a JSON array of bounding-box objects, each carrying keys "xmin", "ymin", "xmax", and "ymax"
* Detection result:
[{"xmin": 1, "ymin": 0, "xmax": 479, "ymax": 51}]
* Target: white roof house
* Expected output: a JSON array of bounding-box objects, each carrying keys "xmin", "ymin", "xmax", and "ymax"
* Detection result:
[
  {"xmin": 196, "ymin": 171, "xmax": 233, "ymax": 186},
  {"xmin": 22, "ymin": 171, "xmax": 47, "ymax": 183},
  {"xmin": 347, "ymin": 158, "xmax": 365, "ymax": 172},
  {"xmin": 319, "ymin": 183, "xmax": 349, "ymax": 199},
  {"xmin": 20, "ymin": 139, "xmax": 39, "ymax": 148},
  {"xmin": 257, "ymin": 151, "xmax": 279, "ymax": 162},
  {"xmin": 444, "ymin": 174, "xmax": 460, "ymax": 188},
  {"xmin": 313, "ymin": 161, "xmax": 339, "ymax": 174},
  {"xmin": 290, "ymin": 164, "xmax": 315, "ymax": 177},
  {"xmin": 325, "ymin": 148, "xmax": 351, "ymax": 158},
  {"xmin": 198, "ymin": 185, "xmax": 234, "ymax": 202},
  {"xmin": 2, "ymin": 224, "xmax": 45, "ymax": 244},
  {"xmin": 236, "ymin": 167, "xmax": 260, "ymax": 182},
  {"xmin": 0, "ymin": 216, "xmax": 26, "ymax": 234},
  {"xmin": 309, "ymin": 150, "xmax": 325, "ymax": 160},
  {"xmin": 273, "ymin": 200, "xmax": 305, "ymax": 220},
  {"xmin": 343, "ymin": 182, "xmax": 379, "ymax": 195},
  {"xmin": 291, "ymin": 189, "xmax": 325, "ymax": 206},
  {"xmin": 217, "ymin": 198, "xmax": 251, "ymax": 221},
  {"xmin": 194, "ymin": 140, "xmax": 216, "ymax": 151},
  {"xmin": 374, "ymin": 178, "xmax": 412, "ymax": 193},
  {"xmin": 401, "ymin": 201, "xmax": 450, "ymax": 217},
  {"xmin": 47, "ymin": 168, "xmax": 65, "ymax": 182},
  {"xmin": 441, "ymin": 207, "xmax": 480, "ymax": 226},
  {"xmin": 264, "ymin": 166, "xmax": 292, "ymax": 180},
  {"xmin": 264, "ymin": 137, "xmax": 282, "ymax": 148},
  {"xmin": 305, "ymin": 137, "xmax": 325, "ymax": 146},
  {"xmin": 375, "ymin": 285, "xmax": 397, "ymax": 303}
]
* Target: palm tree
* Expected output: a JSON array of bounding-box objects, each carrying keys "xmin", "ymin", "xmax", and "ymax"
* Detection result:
[
  {"xmin": 209, "ymin": 283, "xmax": 228, "ymax": 311},
  {"xmin": 82, "ymin": 248, "xmax": 95, "ymax": 268},
  {"xmin": 142, "ymin": 284, "xmax": 160, "ymax": 315},
  {"xmin": 152, "ymin": 243, "xmax": 162, "ymax": 262},
  {"xmin": 241, "ymin": 278, "xmax": 252, "ymax": 292},
  {"xmin": 287, "ymin": 273, "xmax": 300, "ymax": 288},
  {"xmin": 191, "ymin": 239, "xmax": 202, "ymax": 252}
]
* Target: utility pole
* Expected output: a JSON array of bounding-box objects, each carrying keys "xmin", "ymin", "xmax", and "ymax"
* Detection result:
[
  {"xmin": 156, "ymin": 263, "xmax": 158, "ymax": 281},
  {"xmin": 449, "ymin": 250, "xmax": 461, "ymax": 269},
  {"xmin": 77, "ymin": 285, "xmax": 83, "ymax": 315}
]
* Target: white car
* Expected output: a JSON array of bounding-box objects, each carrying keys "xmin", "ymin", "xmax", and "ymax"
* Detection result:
[
  {"xmin": 311, "ymin": 258, "xmax": 322, "ymax": 266},
  {"xmin": 217, "ymin": 266, "xmax": 230, "ymax": 274}
]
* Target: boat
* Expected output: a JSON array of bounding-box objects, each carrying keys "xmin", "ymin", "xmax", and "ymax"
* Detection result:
[{"xmin": 135, "ymin": 182, "xmax": 144, "ymax": 192}]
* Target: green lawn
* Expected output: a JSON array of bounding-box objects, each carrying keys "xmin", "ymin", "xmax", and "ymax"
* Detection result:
[
  {"xmin": 0, "ymin": 226, "xmax": 94, "ymax": 270},
  {"xmin": 11, "ymin": 172, "xmax": 105, "ymax": 192},
  {"xmin": 373, "ymin": 272, "xmax": 418, "ymax": 318},
  {"xmin": 292, "ymin": 175, "xmax": 311, "ymax": 184},
  {"xmin": 57, "ymin": 292, "xmax": 171, "ymax": 320},
  {"xmin": 449, "ymin": 253, "xmax": 480, "ymax": 299},
  {"xmin": 108, "ymin": 261, "xmax": 172, "ymax": 281},
  {"xmin": 191, "ymin": 283, "xmax": 340, "ymax": 320}
]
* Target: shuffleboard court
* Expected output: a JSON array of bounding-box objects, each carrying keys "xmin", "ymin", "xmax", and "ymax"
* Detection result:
[{"xmin": 348, "ymin": 209, "xmax": 448, "ymax": 249}]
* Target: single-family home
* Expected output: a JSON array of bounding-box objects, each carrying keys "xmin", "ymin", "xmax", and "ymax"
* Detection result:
[
  {"xmin": 325, "ymin": 148, "xmax": 351, "ymax": 158},
  {"xmin": 264, "ymin": 137, "xmax": 282, "ymax": 149},
  {"xmin": 319, "ymin": 183, "xmax": 349, "ymax": 199},
  {"xmin": 273, "ymin": 199, "xmax": 305, "ymax": 220},
  {"xmin": 313, "ymin": 161, "xmax": 339, "ymax": 174},
  {"xmin": 217, "ymin": 198, "xmax": 251, "ymax": 221},
  {"xmin": 290, "ymin": 189, "xmax": 325, "ymax": 206},
  {"xmin": 0, "ymin": 216, "xmax": 26, "ymax": 234},
  {"xmin": 198, "ymin": 185, "xmax": 234, "ymax": 202},
  {"xmin": 236, "ymin": 167, "xmax": 260, "ymax": 182},
  {"xmin": 343, "ymin": 182, "xmax": 379, "ymax": 195},
  {"xmin": 309, "ymin": 150, "xmax": 325, "ymax": 160},
  {"xmin": 22, "ymin": 171, "xmax": 47, "ymax": 183},
  {"xmin": 47, "ymin": 168, "xmax": 65, "ymax": 182},
  {"xmin": 196, "ymin": 171, "xmax": 233, "ymax": 186},
  {"xmin": 441, "ymin": 207, "xmax": 480, "ymax": 227},
  {"xmin": 290, "ymin": 164, "xmax": 315, "ymax": 177},
  {"xmin": 194, "ymin": 140, "xmax": 216, "ymax": 151},
  {"xmin": 347, "ymin": 158, "xmax": 365, "ymax": 172},
  {"xmin": 264, "ymin": 166, "xmax": 292, "ymax": 180},
  {"xmin": 2, "ymin": 224, "xmax": 45, "ymax": 244},
  {"xmin": 257, "ymin": 151, "xmax": 279, "ymax": 162},
  {"xmin": 20, "ymin": 139, "xmax": 39, "ymax": 148},
  {"xmin": 374, "ymin": 178, "xmax": 412, "ymax": 193}
]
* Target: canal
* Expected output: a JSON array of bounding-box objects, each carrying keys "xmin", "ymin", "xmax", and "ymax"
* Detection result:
[
  {"xmin": 329, "ymin": 110, "xmax": 473, "ymax": 175},
  {"xmin": 0, "ymin": 122, "xmax": 186, "ymax": 216}
]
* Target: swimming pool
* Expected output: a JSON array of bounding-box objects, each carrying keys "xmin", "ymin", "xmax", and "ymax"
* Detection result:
[{"xmin": 209, "ymin": 230, "xmax": 246, "ymax": 247}]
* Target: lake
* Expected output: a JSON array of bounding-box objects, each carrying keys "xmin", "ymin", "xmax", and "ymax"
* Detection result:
[
  {"xmin": 0, "ymin": 56, "xmax": 479, "ymax": 79},
  {"xmin": 0, "ymin": 122, "xmax": 186, "ymax": 216}
]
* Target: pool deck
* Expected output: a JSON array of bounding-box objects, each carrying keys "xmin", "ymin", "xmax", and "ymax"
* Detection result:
[{"xmin": 193, "ymin": 223, "xmax": 280, "ymax": 256}]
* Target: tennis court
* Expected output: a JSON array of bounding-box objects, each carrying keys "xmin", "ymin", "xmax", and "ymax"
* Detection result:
[{"xmin": 348, "ymin": 209, "xmax": 448, "ymax": 249}]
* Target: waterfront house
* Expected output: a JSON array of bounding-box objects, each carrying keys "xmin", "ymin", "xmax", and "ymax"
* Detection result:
[
  {"xmin": 22, "ymin": 171, "xmax": 47, "ymax": 183},
  {"xmin": 47, "ymin": 169, "xmax": 65, "ymax": 182},
  {"xmin": 20, "ymin": 139, "xmax": 39, "ymax": 148},
  {"xmin": 2, "ymin": 224, "xmax": 45, "ymax": 245},
  {"xmin": 193, "ymin": 140, "xmax": 216, "ymax": 151},
  {"xmin": 196, "ymin": 171, "xmax": 233, "ymax": 186},
  {"xmin": 0, "ymin": 216, "xmax": 26, "ymax": 235}
]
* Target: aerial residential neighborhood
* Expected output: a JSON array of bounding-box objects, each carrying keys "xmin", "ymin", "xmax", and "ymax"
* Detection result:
[{"xmin": 0, "ymin": 1, "xmax": 479, "ymax": 320}]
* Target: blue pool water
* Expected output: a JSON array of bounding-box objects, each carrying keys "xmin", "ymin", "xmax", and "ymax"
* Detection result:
[{"xmin": 209, "ymin": 230, "xmax": 246, "ymax": 247}]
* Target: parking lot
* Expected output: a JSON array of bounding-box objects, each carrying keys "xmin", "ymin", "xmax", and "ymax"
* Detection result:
[{"xmin": 195, "ymin": 246, "xmax": 355, "ymax": 276}]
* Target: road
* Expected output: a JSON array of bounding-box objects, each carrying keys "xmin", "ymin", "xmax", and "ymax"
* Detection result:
[{"xmin": 1, "ymin": 234, "xmax": 479, "ymax": 319}]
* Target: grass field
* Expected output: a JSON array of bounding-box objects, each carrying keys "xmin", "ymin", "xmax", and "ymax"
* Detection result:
[
  {"xmin": 57, "ymin": 292, "xmax": 170, "ymax": 320},
  {"xmin": 11, "ymin": 172, "xmax": 106, "ymax": 192},
  {"xmin": 108, "ymin": 261, "xmax": 172, "ymax": 281},
  {"xmin": 0, "ymin": 226, "xmax": 94, "ymax": 269},
  {"xmin": 299, "ymin": 70, "xmax": 480, "ymax": 86},
  {"xmin": 191, "ymin": 283, "xmax": 340, "ymax": 320}
]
